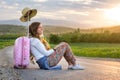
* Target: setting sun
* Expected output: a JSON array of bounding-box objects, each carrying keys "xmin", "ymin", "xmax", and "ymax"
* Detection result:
[{"xmin": 104, "ymin": 5, "xmax": 120, "ymax": 22}]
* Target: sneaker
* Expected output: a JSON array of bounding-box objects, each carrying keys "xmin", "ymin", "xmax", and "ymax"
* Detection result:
[{"xmin": 68, "ymin": 64, "xmax": 85, "ymax": 70}]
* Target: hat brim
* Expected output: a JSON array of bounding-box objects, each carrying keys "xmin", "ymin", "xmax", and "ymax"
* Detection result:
[{"xmin": 20, "ymin": 9, "xmax": 37, "ymax": 22}]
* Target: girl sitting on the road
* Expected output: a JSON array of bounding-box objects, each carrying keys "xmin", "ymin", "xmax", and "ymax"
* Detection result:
[{"xmin": 29, "ymin": 22, "xmax": 85, "ymax": 70}]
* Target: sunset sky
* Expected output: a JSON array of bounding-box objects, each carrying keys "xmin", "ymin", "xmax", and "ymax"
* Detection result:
[{"xmin": 1, "ymin": 0, "xmax": 120, "ymax": 28}]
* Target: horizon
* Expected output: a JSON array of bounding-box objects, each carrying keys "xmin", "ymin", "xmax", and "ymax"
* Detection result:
[
  {"xmin": 1, "ymin": 23, "xmax": 120, "ymax": 30},
  {"xmin": 1, "ymin": 0, "xmax": 120, "ymax": 28}
]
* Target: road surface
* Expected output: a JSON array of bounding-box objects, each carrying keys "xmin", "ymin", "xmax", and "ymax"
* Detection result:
[{"xmin": 0, "ymin": 46, "xmax": 120, "ymax": 80}]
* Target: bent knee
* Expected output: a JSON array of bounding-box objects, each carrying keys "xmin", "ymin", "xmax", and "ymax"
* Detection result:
[{"xmin": 60, "ymin": 42, "xmax": 69, "ymax": 46}]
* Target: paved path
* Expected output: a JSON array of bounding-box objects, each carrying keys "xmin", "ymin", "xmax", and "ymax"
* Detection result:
[{"xmin": 0, "ymin": 46, "xmax": 120, "ymax": 80}]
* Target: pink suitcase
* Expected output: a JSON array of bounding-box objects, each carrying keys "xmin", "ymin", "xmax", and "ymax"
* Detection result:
[{"xmin": 14, "ymin": 36, "xmax": 30, "ymax": 69}]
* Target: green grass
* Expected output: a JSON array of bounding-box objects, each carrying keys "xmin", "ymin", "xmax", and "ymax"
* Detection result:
[
  {"xmin": 51, "ymin": 43, "xmax": 120, "ymax": 58},
  {"xmin": 70, "ymin": 43, "xmax": 120, "ymax": 58},
  {"xmin": 0, "ymin": 40, "xmax": 120, "ymax": 58},
  {"xmin": 0, "ymin": 40, "xmax": 14, "ymax": 49}
]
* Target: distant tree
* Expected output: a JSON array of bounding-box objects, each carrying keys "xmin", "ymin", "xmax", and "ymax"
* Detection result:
[
  {"xmin": 77, "ymin": 28, "xmax": 80, "ymax": 32},
  {"xmin": 49, "ymin": 34, "xmax": 61, "ymax": 44}
]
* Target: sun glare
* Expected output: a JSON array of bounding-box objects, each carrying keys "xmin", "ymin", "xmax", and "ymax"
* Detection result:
[{"xmin": 104, "ymin": 5, "xmax": 120, "ymax": 22}]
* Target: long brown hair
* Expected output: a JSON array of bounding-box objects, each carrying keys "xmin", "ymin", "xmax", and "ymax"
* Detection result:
[
  {"xmin": 29, "ymin": 22, "xmax": 41, "ymax": 37},
  {"xmin": 29, "ymin": 22, "xmax": 41, "ymax": 64}
]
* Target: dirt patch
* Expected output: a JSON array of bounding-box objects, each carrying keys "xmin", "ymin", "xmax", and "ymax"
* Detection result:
[{"xmin": 0, "ymin": 66, "xmax": 22, "ymax": 80}]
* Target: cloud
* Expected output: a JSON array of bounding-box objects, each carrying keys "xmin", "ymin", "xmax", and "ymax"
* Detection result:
[
  {"xmin": 36, "ymin": 8, "xmax": 89, "ymax": 22},
  {"xmin": 0, "ymin": 1, "xmax": 21, "ymax": 20},
  {"xmin": 95, "ymin": 8, "xmax": 106, "ymax": 11},
  {"xmin": 37, "ymin": 11, "xmax": 67, "ymax": 20},
  {"xmin": 32, "ymin": 0, "xmax": 48, "ymax": 2},
  {"xmin": 0, "ymin": 1, "xmax": 19, "ymax": 9},
  {"xmin": 58, "ymin": 9, "xmax": 89, "ymax": 16},
  {"xmin": 1, "ymin": 1, "xmax": 6, "ymax": 4},
  {"xmin": 63, "ymin": 0, "xmax": 93, "ymax": 5},
  {"xmin": 1, "ymin": 0, "xmax": 120, "ymax": 28}
]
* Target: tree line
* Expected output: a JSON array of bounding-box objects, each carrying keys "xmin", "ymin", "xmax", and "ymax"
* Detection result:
[
  {"xmin": 49, "ymin": 29, "xmax": 120, "ymax": 43},
  {"xmin": 1, "ymin": 29, "xmax": 120, "ymax": 43}
]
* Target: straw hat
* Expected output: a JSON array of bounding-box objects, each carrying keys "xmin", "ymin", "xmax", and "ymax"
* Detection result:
[{"xmin": 20, "ymin": 7, "xmax": 37, "ymax": 22}]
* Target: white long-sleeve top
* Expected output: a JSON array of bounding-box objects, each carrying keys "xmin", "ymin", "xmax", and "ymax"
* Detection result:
[{"xmin": 30, "ymin": 37, "xmax": 54, "ymax": 61}]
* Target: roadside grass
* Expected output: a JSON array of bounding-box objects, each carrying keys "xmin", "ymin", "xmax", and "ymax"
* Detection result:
[
  {"xmin": 0, "ymin": 40, "xmax": 120, "ymax": 58},
  {"xmin": 51, "ymin": 43, "xmax": 120, "ymax": 58},
  {"xmin": 0, "ymin": 40, "xmax": 14, "ymax": 49},
  {"xmin": 70, "ymin": 43, "xmax": 120, "ymax": 58}
]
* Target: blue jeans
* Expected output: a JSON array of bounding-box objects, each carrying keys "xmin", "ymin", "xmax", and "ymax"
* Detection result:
[{"xmin": 36, "ymin": 56, "xmax": 62, "ymax": 70}]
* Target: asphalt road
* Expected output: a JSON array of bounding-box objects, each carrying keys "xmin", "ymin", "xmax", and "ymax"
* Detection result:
[{"xmin": 0, "ymin": 46, "xmax": 120, "ymax": 80}]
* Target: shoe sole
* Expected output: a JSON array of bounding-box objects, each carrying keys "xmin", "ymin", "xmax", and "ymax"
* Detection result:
[{"xmin": 68, "ymin": 68, "xmax": 85, "ymax": 70}]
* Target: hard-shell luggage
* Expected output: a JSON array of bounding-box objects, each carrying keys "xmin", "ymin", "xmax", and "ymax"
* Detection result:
[
  {"xmin": 13, "ymin": 7, "xmax": 37, "ymax": 69},
  {"xmin": 14, "ymin": 37, "xmax": 30, "ymax": 69}
]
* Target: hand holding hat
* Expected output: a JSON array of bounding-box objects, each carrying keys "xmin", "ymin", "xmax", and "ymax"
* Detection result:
[{"xmin": 20, "ymin": 7, "xmax": 37, "ymax": 22}]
